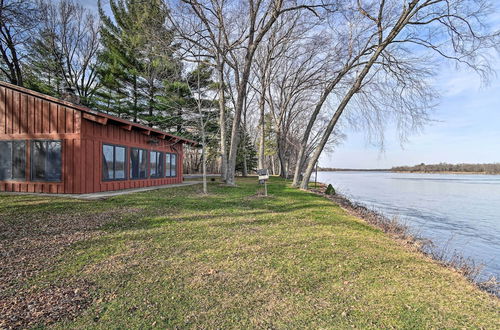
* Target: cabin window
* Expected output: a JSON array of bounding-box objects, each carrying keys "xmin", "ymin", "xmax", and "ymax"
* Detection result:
[
  {"xmin": 171, "ymin": 153, "xmax": 177, "ymax": 177},
  {"xmin": 102, "ymin": 144, "xmax": 126, "ymax": 180},
  {"xmin": 0, "ymin": 140, "xmax": 26, "ymax": 181},
  {"xmin": 150, "ymin": 151, "xmax": 163, "ymax": 178},
  {"xmin": 130, "ymin": 148, "xmax": 148, "ymax": 179},
  {"xmin": 165, "ymin": 153, "xmax": 170, "ymax": 177},
  {"xmin": 165, "ymin": 153, "xmax": 177, "ymax": 177},
  {"xmin": 31, "ymin": 140, "xmax": 62, "ymax": 181}
]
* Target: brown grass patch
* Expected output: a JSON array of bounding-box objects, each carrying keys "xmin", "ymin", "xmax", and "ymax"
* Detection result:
[{"xmin": 0, "ymin": 207, "xmax": 139, "ymax": 328}]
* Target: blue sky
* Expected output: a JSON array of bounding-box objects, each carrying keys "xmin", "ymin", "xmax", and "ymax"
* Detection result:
[
  {"xmin": 323, "ymin": 62, "xmax": 500, "ymax": 168},
  {"xmin": 84, "ymin": 0, "xmax": 500, "ymax": 168}
]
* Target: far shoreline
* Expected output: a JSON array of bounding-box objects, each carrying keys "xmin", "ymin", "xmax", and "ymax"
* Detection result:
[{"xmin": 318, "ymin": 169, "xmax": 500, "ymax": 175}]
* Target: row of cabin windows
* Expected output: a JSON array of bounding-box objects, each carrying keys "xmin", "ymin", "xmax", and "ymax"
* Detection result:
[
  {"xmin": 0, "ymin": 140, "xmax": 177, "ymax": 183},
  {"xmin": 102, "ymin": 144, "xmax": 177, "ymax": 181},
  {"xmin": 0, "ymin": 140, "xmax": 62, "ymax": 182}
]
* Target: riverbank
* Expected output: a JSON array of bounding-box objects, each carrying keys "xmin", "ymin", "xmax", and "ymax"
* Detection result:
[
  {"xmin": 310, "ymin": 183, "xmax": 499, "ymax": 296},
  {"xmin": 1, "ymin": 177, "xmax": 498, "ymax": 328}
]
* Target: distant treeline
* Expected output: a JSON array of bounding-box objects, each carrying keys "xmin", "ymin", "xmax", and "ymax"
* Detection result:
[
  {"xmin": 318, "ymin": 168, "xmax": 389, "ymax": 172},
  {"xmin": 391, "ymin": 163, "xmax": 500, "ymax": 174}
]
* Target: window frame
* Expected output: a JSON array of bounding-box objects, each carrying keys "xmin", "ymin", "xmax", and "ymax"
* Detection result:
[
  {"xmin": 150, "ymin": 150, "xmax": 164, "ymax": 179},
  {"xmin": 165, "ymin": 152, "xmax": 178, "ymax": 178},
  {"xmin": 0, "ymin": 140, "xmax": 27, "ymax": 182},
  {"xmin": 129, "ymin": 147, "xmax": 148, "ymax": 180},
  {"xmin": 30, "ymin": 139, "xmax": 63, "ymax": 182},
  {"xmin": 102, "ymin": 143, "xmax": 128, "ymax": 182}
]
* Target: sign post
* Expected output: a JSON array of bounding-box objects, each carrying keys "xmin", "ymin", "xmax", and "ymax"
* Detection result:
[{"xmin": 257, "ymin": 169, "xmax": 269, "ymax": 196}]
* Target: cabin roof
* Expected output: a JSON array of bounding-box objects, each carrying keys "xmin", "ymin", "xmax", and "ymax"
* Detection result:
[{"xmin": 0, "ymin": 81, "xmax": 198, "ymax": 146}]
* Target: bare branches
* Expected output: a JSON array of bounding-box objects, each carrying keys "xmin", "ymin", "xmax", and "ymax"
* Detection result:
[
  {"xmin": 294, "ymin": 0, "xmax": 499, "ymax": 188},
  {"xmin": 0, "ymin": 0, "xmax": 40, "ymax": 85}
]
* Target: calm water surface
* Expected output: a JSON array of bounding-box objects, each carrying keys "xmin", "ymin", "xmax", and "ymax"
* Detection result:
[{"xmin": 316, "ymin": 171, "xmax": 500, "ymax": 279}]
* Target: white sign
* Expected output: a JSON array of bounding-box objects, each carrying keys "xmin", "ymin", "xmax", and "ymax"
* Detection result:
[{"xmin": 257, "ymin": 169, "xmax": 269, "ymax": 181}]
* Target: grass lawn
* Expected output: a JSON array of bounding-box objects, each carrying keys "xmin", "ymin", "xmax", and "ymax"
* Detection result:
[{"xmin": 1, "ymin": 177, "xmax": 498, "ymax": 328}]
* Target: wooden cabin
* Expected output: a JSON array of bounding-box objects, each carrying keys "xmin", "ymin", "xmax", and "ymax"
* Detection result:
[{"xmin": 0, "ymin": 81, "xmax": 196, "ymax": 194}]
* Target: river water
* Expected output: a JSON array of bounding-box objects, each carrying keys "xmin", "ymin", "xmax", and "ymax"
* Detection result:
[{"xmin": 316, "ymin": 171, "xmax": 500, "ymax": 279}]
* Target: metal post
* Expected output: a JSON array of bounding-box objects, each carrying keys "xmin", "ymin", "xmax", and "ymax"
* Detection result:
[{"xmin": 264, "ymin": 180, "xmax": 268, "ymax": 196}]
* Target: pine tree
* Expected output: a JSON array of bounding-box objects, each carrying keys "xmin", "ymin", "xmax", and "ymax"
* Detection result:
[
  {"xmin": 236, "ymin": 130, "xmax": 257, "ymax": 175},
  {"xmin": 25, "ymin": 30, "xmax": 65, "ymax": 97},
  {"xmin": 96, "ymin": 0, "xmax": 181, "ymax": 125}
]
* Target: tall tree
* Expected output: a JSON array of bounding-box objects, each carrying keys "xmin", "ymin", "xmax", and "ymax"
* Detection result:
[
  {"xmin": 175, "ymin": 0, "xmax": 333, "ymax": 185},
  {"xmin": 296, "ymin": 0, "xmax": 499, "ymax": 189},
  {"xmin": 0, "ymin": 0, "xmax": 39, "ymax": 86},
  {"xmin": 25, "ymin": 0, "xmax": 100, "ymax": 105},
  {"xmin": 97, "ymin": 0, "xmax": 180, "ymax": 124}
]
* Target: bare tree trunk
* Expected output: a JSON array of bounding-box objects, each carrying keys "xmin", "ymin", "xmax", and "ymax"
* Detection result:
[
  {"xmin": 217, "ymin": 57, "xmax": 228, "ymax": 182},
  {"xmin": 226, "ymin": 68, "xmax": 250, "ymax": 185},
  {"xmin": 300, "ymin": 46, "xmax": 387, "ymax": 189},
  {"xmin": 201, "ymin": 141, "xmax": 207, "ymax": 194},
  {"xmin": 258, "ymin": 90, "xmax": 266, "ymax": 169},
  {"xmin": 292, "ymin": 75, "xmax": 345, "ymax": 187},
  {"xmin": 270, "ymin": 155, "xmax": 276, "ymax": 175},
  {"xmin": 277, "ymin": 134, "xmax": 287, "ymax": 178}
]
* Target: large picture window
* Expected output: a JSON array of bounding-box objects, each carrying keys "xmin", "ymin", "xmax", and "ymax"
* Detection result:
[
  {"xmin": 102, "ymin": 144, "xmax": 126, "ymax": 180},
  {"xmin": 150, "ymin": 151, "xmax": 164, "ymax": 178},
  {"xmin": 0, "ymin": 141, "xmax": 26, "ymax": 181},
  {"xmin": 31, "ymin": 140, "xmax": 62, "ymax": 181},
  {"xmin": 130, "ymin": 148, "xmax": 147, "ymax": 179},
  {"xmin": 165, "ymin": 153, "xmax": 177, "ymax": 177}
]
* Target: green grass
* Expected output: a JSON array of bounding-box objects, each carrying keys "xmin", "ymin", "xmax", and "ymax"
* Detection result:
[{"xmin": 1, "ymin": 177, "xmax": 498, "ymax": 328}]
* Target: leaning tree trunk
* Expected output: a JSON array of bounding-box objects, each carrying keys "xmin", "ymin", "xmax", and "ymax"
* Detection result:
[
  {"xmin": 292, "ymin": 65, "xmax": 355, "ymax": 187},
  {"xmin": 297, "ymin": 1, "xmax": 417, "ymax": 189},
  {"xmin": 291, "ymin": 88, "xmax": 331, "ymax": 187},
  {"xmin": 300, "ymin": 46, "xmax": 388, "ymax": 189}
]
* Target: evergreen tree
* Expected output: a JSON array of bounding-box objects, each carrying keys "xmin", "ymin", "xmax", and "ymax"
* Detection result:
[
  {"xmin": 236, "ymin": 129, "xmax": 257, "ymax": 175},
  {"xmin": 25, "ymin": 30, "xmax": 65, "ymax": 97},
  {"xmin": 96, "ymin": 0, "xmax": 181, "ymax": 125}
]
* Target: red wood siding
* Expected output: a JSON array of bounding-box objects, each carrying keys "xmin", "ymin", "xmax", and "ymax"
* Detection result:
[
  {"xmin": 81, "ymin": 119, "xmax": 184, "ymax": 193},
  {"xmin": 0, "ymin": 83, "xmax": 187, "ymax": 194},
  {"xmin": 0, "ymin": 86, "xmax": 80, "ymax": 138},
  {"xmin": 0, "ymin": 86, "xmax": 82, "ymax": 193}
]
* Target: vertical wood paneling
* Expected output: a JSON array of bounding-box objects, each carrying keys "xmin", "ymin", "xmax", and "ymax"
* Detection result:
[
  {"xmin": 12, "ymin": 91, "xmax": 18, "ymax": 134},
  {"xmin": 66, "ymin": 108, "xmax": 73, "ymax": 133},
  {"xmin": 5, "ymin": 89, "xmax": 12, "ymax": 134},
  {"xmin": 50, "ymin": 102, "xmax": 58, "ymax": 133},
  {"xmin": 20, "ymin": 94, "xmax": 27, "ymax": 133},
  {"xmin": 64, "ymin": 139, "xmax": 70, "ymax": 193},
  {"xmin": 42, "ymin": 100, "xmax": 49, "ymax": 133},
  {"xmin": 0, "ymin": 87, "xmax": 5, "ymax": 134},
  {"xmin": 85, "ymin": 140, "xmax": 92, "ymax": 193},
  {"xmin": 17, "ymin": 92, "xmax": 23, "ymax": 134},
  {"xmin": 74, "ymin": 139, "xmax": 82, "ymax": 193},
  {"xmin": 28, "ymin": 95, "xmax": 34, "ymax": 134},
  {"xmin": 34, "ymin": 98, "xmax": 41, "ymax": 133},
  {"xmin": 74, "ymin": 111, "xmax": 81, "ymax": 134},
  {"xmin": 58, "ymin": 105, "xmax": 66, "ymax": 133},
  {"xmin": 1, "ymin": 83, "xmax": 187, "ymax": 194}
]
